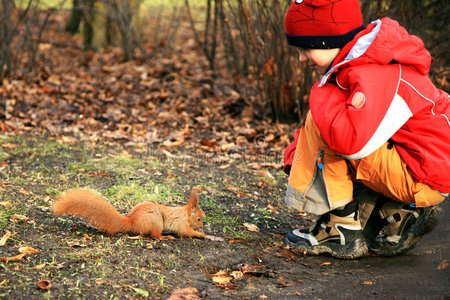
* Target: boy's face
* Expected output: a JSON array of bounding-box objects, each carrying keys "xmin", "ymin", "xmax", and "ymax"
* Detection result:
[{"xmin": 297, "ymin": 47, "xmax": 340, "ymax": 76}]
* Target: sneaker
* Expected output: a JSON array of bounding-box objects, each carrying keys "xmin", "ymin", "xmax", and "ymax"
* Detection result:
[
  {"xmin": 369, "ymin": 201, "xmax": 442, "ymax": 256},
  {"xmin": 286, "ymin": 211, "xmax": 368, "ymax": 259}
]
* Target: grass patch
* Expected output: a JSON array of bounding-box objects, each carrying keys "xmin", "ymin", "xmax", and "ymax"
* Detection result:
[{"xmin": 0, "ymin": 134, "xmax": 293, "ymax": 298}]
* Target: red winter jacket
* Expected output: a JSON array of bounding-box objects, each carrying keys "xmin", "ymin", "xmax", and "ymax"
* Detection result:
[{"xmin": 286, "ymin": 18, "xmax": 450, "ymax": 193}]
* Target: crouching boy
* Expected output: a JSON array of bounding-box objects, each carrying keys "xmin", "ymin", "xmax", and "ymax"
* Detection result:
[{"xmin": 283, "ymin": 0, "xmax": 449, "ymax": 259}]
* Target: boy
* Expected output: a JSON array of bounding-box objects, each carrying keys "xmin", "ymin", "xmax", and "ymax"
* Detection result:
[{"xmin": 282, "ymin": 0, "xmax": 449, "ymax": 259}]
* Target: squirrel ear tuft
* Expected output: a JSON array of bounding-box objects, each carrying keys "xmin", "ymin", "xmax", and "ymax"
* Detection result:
[{"xmin": 187, "ymin": 190, "xmax": 199, "ymax": 208}]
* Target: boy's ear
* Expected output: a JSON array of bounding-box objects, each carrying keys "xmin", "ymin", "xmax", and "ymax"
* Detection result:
[{"xmin": 186, "ymin": 190, "xmax": 199, "ymax": 209}]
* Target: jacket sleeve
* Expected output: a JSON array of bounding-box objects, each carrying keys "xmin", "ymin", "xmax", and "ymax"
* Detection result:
[
  {"xmin": 283, "ymin": 128, "xmax": 301, "ymax": 175},
  {"xmin": 310, "ymin": 64, "xmax": 412, "ymax": 159}
]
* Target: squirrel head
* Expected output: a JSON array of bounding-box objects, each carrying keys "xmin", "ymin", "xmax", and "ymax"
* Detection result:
[{"xmin": 186, "ymin": 190, "xmax": 205, "ymax": 229}]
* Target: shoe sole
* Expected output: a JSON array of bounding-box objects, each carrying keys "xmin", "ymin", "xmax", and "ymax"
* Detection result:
[
  {"xmin": 285, "ymin": 237, "xmax": 368, "ymax": 260},
  {"xmin": 370, "ymin": 206, "xmax": 442, "ymax": 256}
]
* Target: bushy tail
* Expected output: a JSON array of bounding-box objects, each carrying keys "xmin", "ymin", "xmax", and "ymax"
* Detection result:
[{"xmin": 53, "ymin": 189, "xmax": 132, "ymax": 234}]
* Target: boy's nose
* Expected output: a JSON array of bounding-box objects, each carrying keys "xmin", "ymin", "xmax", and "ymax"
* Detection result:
[{"xmin": 298, "ymin": 52, "xmax": 308, "ymax": 63}]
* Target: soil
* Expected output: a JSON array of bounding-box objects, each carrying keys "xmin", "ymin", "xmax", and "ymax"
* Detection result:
[{"xmin": 0, "ymin": 140, "xmax": 448, "ymax": 299}]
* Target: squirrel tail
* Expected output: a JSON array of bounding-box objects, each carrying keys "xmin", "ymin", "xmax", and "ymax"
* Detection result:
[{"xmin": 53, "ymin": 189, "xmax": 132, "ymax": 234}]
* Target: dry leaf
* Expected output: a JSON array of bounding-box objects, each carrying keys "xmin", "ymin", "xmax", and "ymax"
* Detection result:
[
  {"xmin": 230, "ymin": 271, "xmax": 244, "ymax": 280},
  {"xmin": 243, "ymin": 223, "xmax": 259, "ymax": 232},
  {"xmin": 19, "ymin": 246, "xmax": 40, "ymax": 254},
  {"xmin": 86, "ymin": 171, "xmax": 113, "ymax": 177},
  {"xmin": 241, "ymin": 264, "xmax": 267, "ymax": 276},
  {"xmin": 1, "ymin": 144, "xmax": 19, "ymax": 149},
  {"xmin": 221, "ymin": 142, "xmax": 235, "ymax": 151},
  {"xmin": 127, "ymin": 235, "xmax": 143, "ymax": 240},
  {"xmin": 320, "ymin": 261, "xmax": 331, "ymax": 266},
  {"xmin": 0, "ymin": 279, "xmax": 10, "ymax": 286},
  {"xmin": 67, "ymin": 241, "xmax": 89, "ymax": 247},
  {"xmin": 60, "ymin": 136, "xmax": 77, "ymax": 144},
  {"xmin": 10, "ymin": 214, "xmax": 28, "ymax": 222},
  {"xmin": 19, "ymin": 189, "xmax": 30, "ymax": 195},
  {"xmin": 30, "ymin": 263, "xmax": 46, "ymax": 270},
  {"xmin": 437, "ymin": 259, "xmax": 449, "ymax": 271},
  {"xmin": 37, "ymin": 280, "xmax": 52, "ymax": 290},
  {"xmin": 0, "ymin": 253, "xmax": 27, "ymax": 262},
  {"xmin": 277, "ymin": 276, "xmax": 296, "ymax": 288},
  {"xmin": 212, "ymin": 274, "xmax": 233, "ymax": 285},
  {"xmin": 0, "ymin": 230, "xmax": 11, "ymax": 246},
  {"xmin": 236, "ymin": 191, "xmax": 251, "ymax": 197},
  {"xmin": 266, "ymin": 203, "xmax": 279, "ymax": 214},
  {"xmin": 199, "ymin": 139, "xmax": 217, "ymax": 148},
  {"xmin": 359, "ymin": 281, "xmax": 373, "ymax": 285},
  {"xmin": 228, "ymin": 238, "xmax": 247, "ymax": 243},
  {"xmin": 167, "ymin": 287, "xmax": 200, "ymax": 300},
  {"xmin": 0, "ymin": 201, "xmax": 11, "ymax": 207},
  {"xmin": 204, "ymin": 235, "xmax": 225, "ymax": 242}
]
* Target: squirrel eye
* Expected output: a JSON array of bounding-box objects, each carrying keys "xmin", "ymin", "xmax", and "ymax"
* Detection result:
[{"xmin": 197, "ymin": 217, "xmax": 201, "ymax": 221}]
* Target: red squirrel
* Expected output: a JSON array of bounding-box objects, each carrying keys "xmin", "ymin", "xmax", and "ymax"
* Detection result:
[{"xmin": 53, "ymin": 189, "xmax": 205, "ymax": 239}]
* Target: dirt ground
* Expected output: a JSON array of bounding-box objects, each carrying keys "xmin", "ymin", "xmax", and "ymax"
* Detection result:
[{"xmin": 0, "ymin": 137, "xmax": 448, "ymax": 299}]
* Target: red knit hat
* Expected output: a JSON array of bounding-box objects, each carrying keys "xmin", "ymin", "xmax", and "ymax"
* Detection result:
[{"xmin": 285, "ymin": 0, "xmax": 365, "ymax": 49}]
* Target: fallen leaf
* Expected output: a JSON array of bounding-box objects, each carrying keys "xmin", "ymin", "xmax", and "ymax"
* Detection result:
[
  {"xmin": 204, "ymin": 235, "xmax": 225, "ymax": 242},
  {"xmin": 127, "ymin": 235, "xmax": 143, "ymax": 240},
  {"xmin": 359, "ymin": 281, "xmax": 373, "ymax": 285},
  {"xmin": 127, "ymin": 285, "xmax": 149, "ymax": 297},
  {"xmin": 192, "ymin": 186, "xmax": 205, "ymax": 192},
  {"xmin": 0, "ymin": 279, "xmax": 10, "ymax": 286},
  {"xmin": 437, "ymin": 259, "xmax": 449, "ymax": 271},
  {"xmin": 243, "ymin": 222, "xmax": 259, "ymax": 232},
  {"xmin": 0, "ymin": 201, "xmax": 11, "ymax": 207},
  {"xmin": 277, "ymin": 276, "xmax": 296, "ymax": 288},
  {"xmin": 95, "ymin": 279, "xmax": 106, "ymax": 285},
  {"xmin": 30, "ymin": 263, "xmax": 46, "ymax": 270},
  {"xmin": 212, "ymin": 274, "xmax": 233, "ymax": 284},
  {"xmin": 277, "ymin": 248, "xmax": 297, "ymax": 261},
  {"xmin": 230, "ymin": 271, "xmax": 244, "ymax": 280},
  {"xmin": 0, "ymin": 253, "xmax": 27, "ymax": 262},
  {"xmin": 228, "ymin": 238, "xmax": 247, "ymax": 243},
  {"xmin": 266, "ymin": 203, "xmax": 279, "ymax": 214},
  {"xmin": 258, "ymin": 295, "xmax": 268, "ymax": 299},
  {"xmin": 86, "ymin": 171, "xmax": 113, "ymax": 177},
  {"xmin": 1, "ymin": 144, "xmax": 19, "ymax": 149},
  {"xmin": 37, "ymin": 280, "xmax": 52, "ymax": 290},
  {"xmin": 168, "ymin": 287, "xmax": 200, "ymax": 300},
  {"xmin": 10, "ymin": 214, "xmax": 29, "ymax": 222},
  {"xmin": 199, "ymin": 139, "xmax": 217, "ymax": 148},
  {"xmin": 241, "ymin": 264, "xmax": 267, "ymax": 276},
  {"xmin": 67, "ymin": 241, "xmax": 89, "ymax": 247},
  {"xmin": 320, "ymin": 261, "xmax": 331, "ymax": 266},
  {"xmin": 19, "ymin": 189, "xmax": 30, "ymax": 195},
  {"xmin": 221, "ymin": 142, "xmax": 235, "ymax": 151},
  {"xmin": 60, "ymin": 136, "xmax": 77, "ymax": 144},
  {"xmin": 19, "ymin": 247, "xmax": 40, "ymax": 254},
  {"xmin": 268, "ymin": 232, "xmax": 285, "ymax": 239},
  {"xmin": 236, "ymin": 191, "xmax": 251, "ymax": 197},
  {"xmin": 0, "ymin": 230, "xmax": 11, "ymax": 246}
]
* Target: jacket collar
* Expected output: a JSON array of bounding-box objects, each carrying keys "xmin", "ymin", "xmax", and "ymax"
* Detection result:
[{"xmin": 318, "ymin": 19, "xmax": 382, "ymax": 87}]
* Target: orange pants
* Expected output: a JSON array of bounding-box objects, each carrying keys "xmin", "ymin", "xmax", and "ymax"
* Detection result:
[{"xmin": 287, "ymin": 112, "xmax": 444, "ymax": 214}]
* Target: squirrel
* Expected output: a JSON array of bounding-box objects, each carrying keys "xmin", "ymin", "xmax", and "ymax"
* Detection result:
[{"xmin": 53, "ymin": 188, "xmax": 206, "ymax": 239}]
